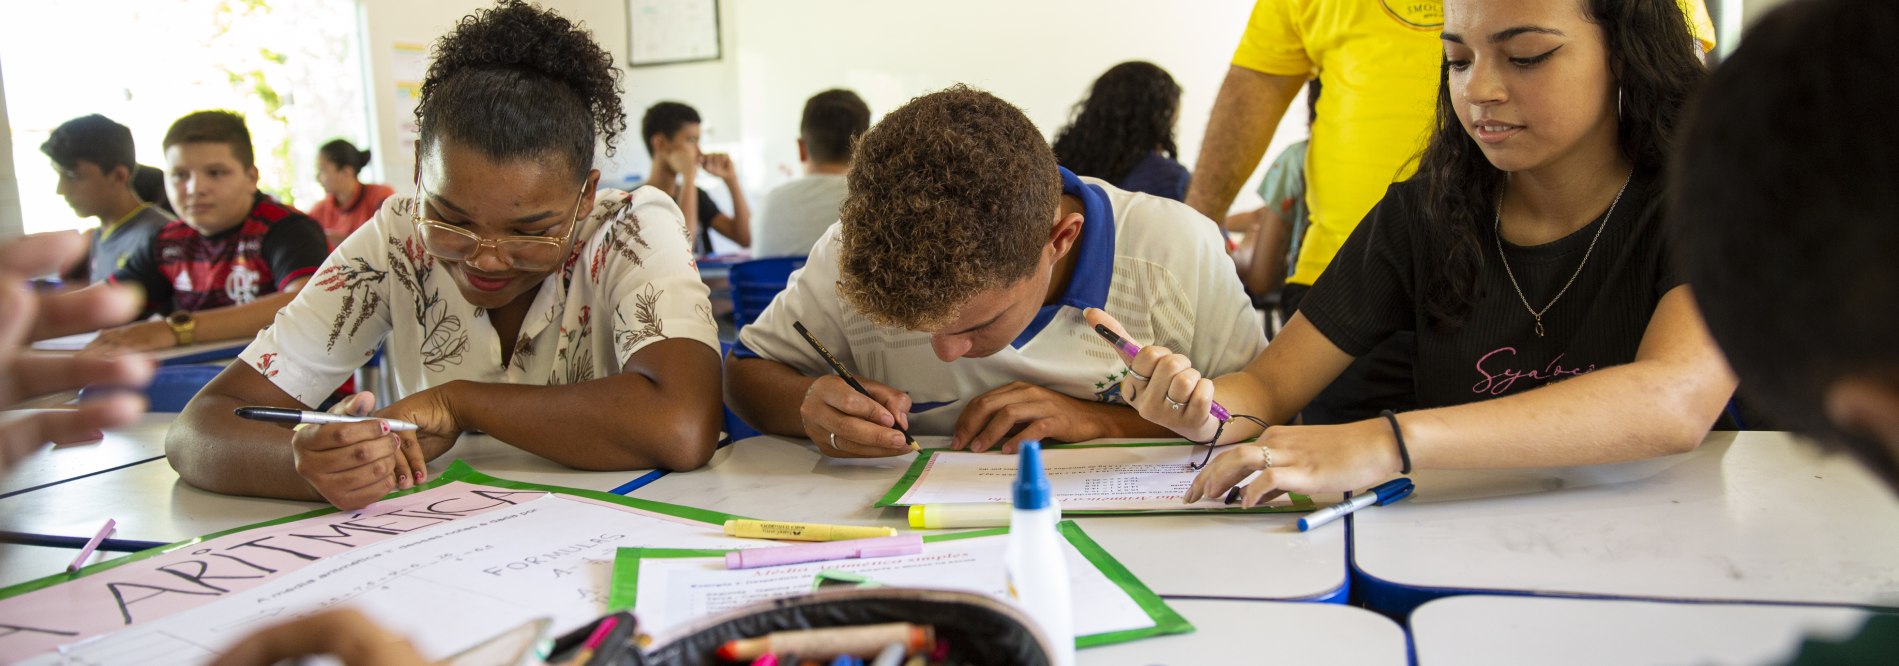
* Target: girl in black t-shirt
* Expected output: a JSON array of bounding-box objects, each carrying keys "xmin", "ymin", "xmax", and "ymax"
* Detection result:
[{"xmin": 1091, "ymin": 0, "xmax": 1737, "ymax": 505}]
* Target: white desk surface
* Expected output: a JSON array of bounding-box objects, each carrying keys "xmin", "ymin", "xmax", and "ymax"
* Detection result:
[
  {"xmin": 629, "ymin": 435, "xmax": 1349, "ymax": 601},
  {"xmin": 0, "ymin": 412, "xmax": 173, "ymax": 496},
  {"xmin": 1355, "ymin": 431, "xmax": 1899, "ymax": 607},
  {"xmin": 31, "ymin": 334, "xmax": 248, "ymax": 364},
  {"xmin": 1085, "ymin": 599, "xmax": 1406, "ymax": 665},
  {"xmin": 0, "ymin": 422, "xmax": 657, "ymax": 543},
  {"xmin": 1412, "ymin": 595, "xmax": 1880, "ymax": 666}
]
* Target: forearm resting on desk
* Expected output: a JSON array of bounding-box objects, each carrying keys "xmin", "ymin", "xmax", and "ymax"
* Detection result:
[
  {"xmin": 189, "ymin": 283, "xmax": 305, "ymax": 343},
  {"xmin": 167, "ymin": 364, "xmax": 328, "ymax": 502},
  {"xmin": 445, "ymin": 338, "xmax": 722, "ymax": 471}
]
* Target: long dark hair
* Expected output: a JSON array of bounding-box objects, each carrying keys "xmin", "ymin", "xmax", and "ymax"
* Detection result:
[
  {"xmin": 1414, "ymin": 0, "xmax": 1707, "ymax": 331},
  {"xmin": 1052, "ymin": 61, "xmax": 1181, "ymax": 184}
]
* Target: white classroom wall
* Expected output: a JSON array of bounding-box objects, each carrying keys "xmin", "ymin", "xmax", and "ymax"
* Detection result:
[
  {"xmin": 0, "ymin": 62, "xmax": 21, "ymax": 238},
  {"xmin": 355, "ymin": 0, "xmax": 1297, "ymax": 218}
]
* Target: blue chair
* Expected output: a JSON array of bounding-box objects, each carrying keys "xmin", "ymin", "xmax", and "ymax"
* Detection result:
[
  {"xmin": 728, "ymin": 256, "xmax": 807, "ymax": 330},
  {"xmin": 144, "ymin": 364, "xmax": 224, "ymax": 412}
]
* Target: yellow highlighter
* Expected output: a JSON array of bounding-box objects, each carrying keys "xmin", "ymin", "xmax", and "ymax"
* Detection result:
[
  {"xmin": 907, "ymin": 503, "xmax": 1015, "ymax": 529},
  {"xmin": 722, "ymin": 519, "xmax": 898, "ymax": 541}
]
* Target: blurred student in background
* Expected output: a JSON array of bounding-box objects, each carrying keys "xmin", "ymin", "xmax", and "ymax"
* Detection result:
[
  {"xmin": 641, "ymin": 101, "xmax": 751, "ymax": 255},
  {"xmin": 751, "ymin": 89, "xmax": 870, "ymax": 258},
  {"xmin": 40, "ymin": 114, "xmax": 176, "ymax": 284},
  {"xmin": 1053, "ymin": 61, "xmax": 1191, "ymax": 202},
  {"xmin": 308, "ymin": 139, "xmax": 395, "ymax": 248}
]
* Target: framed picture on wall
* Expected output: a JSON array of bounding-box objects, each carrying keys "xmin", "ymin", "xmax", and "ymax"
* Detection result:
[{"xmin": 626, "ymin": 0, "xmax": 721, "ymax": 67}]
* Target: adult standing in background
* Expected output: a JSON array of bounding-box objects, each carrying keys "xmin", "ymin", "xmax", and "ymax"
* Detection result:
[
  {"xmin": 752, "ymin": 89, "xmax": 870, "ymax": 258},
  {"xmin": 1052, "ymin": 61, "xmax": 1192, "ymax": 202},
  {"xmin": 1185, "ymin": 0, "xmax": 1713, "ymax": 424},
  {"xmin": 308, "ymin": 139, "xmax": 395, "ymax": 248}
]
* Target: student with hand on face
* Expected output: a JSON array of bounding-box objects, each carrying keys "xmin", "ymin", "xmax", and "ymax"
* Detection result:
[
  {"xmin": 1094, "ymin": 0, "xmax": 1735, "ymax": 506},
  {"xmin": 40, "ymin": 114, "xmax": 177, "ymax": 285},
  {"xmin": 76, "ymin": 110, "xmax": 328, "ymax": 356},
  {"xmin": 307, "ymin": 139, "xmax": 395, "ymax": 248},
  {"xmin": 728, "ymin": 86, "xmax": 1263, "ymax": 458},
  {"xmin": 640, "ymin": 101, "xmax": 751, "ymax": 255},
  {"xmin": 166, "ymin": 0, "xmax": 724, "ymax": 510}
]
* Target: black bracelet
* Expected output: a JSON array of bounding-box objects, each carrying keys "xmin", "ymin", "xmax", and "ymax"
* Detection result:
[{"xmin": 1380, "ymin": 409, "xmax": 1412, "ymax": 475}]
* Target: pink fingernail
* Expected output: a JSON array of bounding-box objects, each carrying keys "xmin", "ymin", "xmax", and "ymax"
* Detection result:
[
  {"xmin": 414, "ymin": 472, "xmax": 424, "ymax": 483},
  {"xmin": 379, "ymin": 421, "xmax": 390, "ymax": 435}
]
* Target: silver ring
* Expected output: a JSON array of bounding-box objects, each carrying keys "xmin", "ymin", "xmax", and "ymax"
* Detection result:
[
  {"xmin": 1165, "ymin": 396, "xmax": 1186, "ymax": 410},
  {"xmin": 828, "ymin": 432, "xmax": 838, "ymax": 449},
  {"xmin": 1128, "ymin": 369, "xmax": 1150, "ymax": 382},
  {"xmin": 1257, "ymin": 445, "xmax": 1273, "ymax": 469}
]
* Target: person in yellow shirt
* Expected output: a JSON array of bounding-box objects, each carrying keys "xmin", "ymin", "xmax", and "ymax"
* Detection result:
[{"xmin": 1188, "ymin": 0, "xmax": 1713, "ymax": 424}]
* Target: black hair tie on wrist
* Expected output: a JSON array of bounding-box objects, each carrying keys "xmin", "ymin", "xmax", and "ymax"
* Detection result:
[{"xmin": 1380, "ymin": 409, "xmax": 1412, "ymax": 475}]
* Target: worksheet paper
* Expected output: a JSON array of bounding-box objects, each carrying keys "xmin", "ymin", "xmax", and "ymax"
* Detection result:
[
  {"xmin": 617, "ymin": 524, "xmax": 1190, "ymax": 648},
  {"xmin": 30, "ymin": 331, "xmax": 99, "ymax": 351},
  {"xmin": 0, "ymin": 477, "xmax": 762, "ymax": 664},
  {"xmin": 877, "ymin": 443, "xmax": 1319, "ymax": 512}
]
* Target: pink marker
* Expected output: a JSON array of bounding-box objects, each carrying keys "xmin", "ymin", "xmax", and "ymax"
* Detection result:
[
  {"xmin": 68, "ymin": 519, "xmax": 116, "ymax": 572},
  {"xmin": 1093, "ymin": 324, "xmax": 1232, "ymax": 421},
  {"xmin": 724, "ymin": 534, "xmax": 924, "ymax": 570}
]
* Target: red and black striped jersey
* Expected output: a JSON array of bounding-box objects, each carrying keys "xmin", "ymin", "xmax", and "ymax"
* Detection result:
[{"xmin": 116, "ymin": 192, "xmax": 329, "ymax": 317}]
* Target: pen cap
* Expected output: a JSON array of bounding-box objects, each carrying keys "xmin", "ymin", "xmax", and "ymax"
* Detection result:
[
  {"xmin": 1013, "ymin": 441, "xmax": 1051, "ymax": 510},
  {"xmin": 1375, "ymin": 479, "xmax": 1416, "ymax": 506}
]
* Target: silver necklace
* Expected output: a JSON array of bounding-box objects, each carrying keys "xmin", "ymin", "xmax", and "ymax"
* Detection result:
[{"xmin": 1493, "ymin": 173, "xmax": 1631, "ymax": 337}]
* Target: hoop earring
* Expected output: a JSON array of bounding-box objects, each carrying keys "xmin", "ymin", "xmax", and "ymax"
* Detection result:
[{"xmin": 1617, "ymin": 87, "xmax": 1625, "ymax": 119}]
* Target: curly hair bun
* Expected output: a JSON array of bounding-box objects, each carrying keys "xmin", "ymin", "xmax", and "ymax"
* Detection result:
[{"xmin": 416, "ymin": 0, "xmax": 625, "ymax": 177}]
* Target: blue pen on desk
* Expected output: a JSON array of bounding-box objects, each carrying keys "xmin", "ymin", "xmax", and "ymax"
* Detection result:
[{"xmin": 1297, "ymin": 478, "xmax": 1414, "ymax": 531}]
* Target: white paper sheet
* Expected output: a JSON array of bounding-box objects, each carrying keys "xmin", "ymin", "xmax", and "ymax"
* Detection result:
[
  {"xmin": 31, "ymin": 331, "xmax": 99, "ymax": 352},
  {"xmin": 630, "ymin": 530, "xmax": 1156, "ymax": 644},
  {"xmin": 891, "ymin": 445, "xmax": 1301, "ymax": 511},
  {"xmin": 5, "ymin": 491, "xmax": 764, "ymax": 664}
]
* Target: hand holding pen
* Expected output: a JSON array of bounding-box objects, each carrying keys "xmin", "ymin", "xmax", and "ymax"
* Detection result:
[
  {"xmin": 1083, "ymin": 308, "xmax": 1231, "ymax": 444},
  {"xmin": 263, "ymin": 392, "xmax": 429, "ymax": 510},
  {"xmin": 793, "ymin": 321, "xmax": 922, "ymax": 458}
]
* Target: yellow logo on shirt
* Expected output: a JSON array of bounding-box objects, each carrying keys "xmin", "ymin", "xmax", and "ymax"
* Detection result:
[{"xmin": 1381, "ymin": 0, "xmax": 1444, "ymax": 30}]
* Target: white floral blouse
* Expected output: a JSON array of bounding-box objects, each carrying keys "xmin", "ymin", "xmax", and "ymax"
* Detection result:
[{"xmin": 240, "ymin": 187, "xmax": 719, "ymax": 407}]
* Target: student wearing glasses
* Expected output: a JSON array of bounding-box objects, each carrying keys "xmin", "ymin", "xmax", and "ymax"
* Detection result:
[{"xmin": 167, "ymin": 0, "xmax": 723, "ymax": 510}]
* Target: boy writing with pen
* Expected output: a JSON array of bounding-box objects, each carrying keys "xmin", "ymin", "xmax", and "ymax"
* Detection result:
[{"xmin": 726, "ymin": 86, "xmax": 1263, "ymax": 458}]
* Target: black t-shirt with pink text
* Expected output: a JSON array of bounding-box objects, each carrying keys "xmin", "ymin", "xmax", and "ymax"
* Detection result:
[{"xmin": 1298, "ymin": 169, "xmax": 1678, "ymax": 410}]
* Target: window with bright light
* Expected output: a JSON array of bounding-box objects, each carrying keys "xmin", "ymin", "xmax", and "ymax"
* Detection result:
[{"xmin": 1, "ymin": 0, "xmax": 369, "ymax": 235}]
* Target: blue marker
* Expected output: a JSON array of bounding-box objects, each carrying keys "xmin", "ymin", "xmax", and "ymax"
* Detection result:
[{"xmin": 1297, "ymin": 478, "xmax": 1415, "ymax": 531}]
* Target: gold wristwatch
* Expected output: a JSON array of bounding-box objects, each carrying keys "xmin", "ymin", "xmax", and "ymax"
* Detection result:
[{"xmin": 165, "ymin": 311, "xmax": 197, "ymax": 346}]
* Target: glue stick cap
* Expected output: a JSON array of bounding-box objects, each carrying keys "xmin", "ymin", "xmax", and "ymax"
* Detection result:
[{"xmin": 1013, "ymin": 440, "xmax": 1051, "ymax": 509}]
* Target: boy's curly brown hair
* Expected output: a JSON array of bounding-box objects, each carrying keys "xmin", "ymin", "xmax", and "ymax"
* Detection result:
[{"xmin": 838, "ymin": 85, "xmax": 1060, "ymax": 331}]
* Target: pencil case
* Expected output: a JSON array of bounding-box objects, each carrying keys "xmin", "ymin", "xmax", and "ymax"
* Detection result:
[{"xmin": 621, "ymin": 587, "xmax": 1057, "ymax": 666}]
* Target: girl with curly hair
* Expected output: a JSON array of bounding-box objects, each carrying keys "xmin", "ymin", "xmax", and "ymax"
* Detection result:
[
  {"xmin": 1094, "ymin": 0, "xmax": 1737, "ymax": 505},
  {"xmin": 1052, "ymin": 61, "xmax": 1190, "ymax": 202},
  {"xmin": 170, "ymin": 0, "xmax": 724, "ymax": 510}
]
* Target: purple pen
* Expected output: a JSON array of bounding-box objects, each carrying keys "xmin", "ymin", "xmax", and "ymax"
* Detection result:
[
  {"xmin": 1093, "ymin": 324, "xmax": 1233, "ymax": 422},
  {"xmin": 724, "ymin": 534, "xmax": 924, "ymax": 570}
]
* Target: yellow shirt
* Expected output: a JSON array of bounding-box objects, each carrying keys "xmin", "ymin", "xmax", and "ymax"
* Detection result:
[{"xmin": 1233, "ymin": 0, "xmax": 1715, "ymax": 286}]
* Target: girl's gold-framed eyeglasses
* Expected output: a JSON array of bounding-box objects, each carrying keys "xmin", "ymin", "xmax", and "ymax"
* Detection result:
[{"xmin": 409, "ymin": 178, "xmax": 588, "ymax": 272}]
